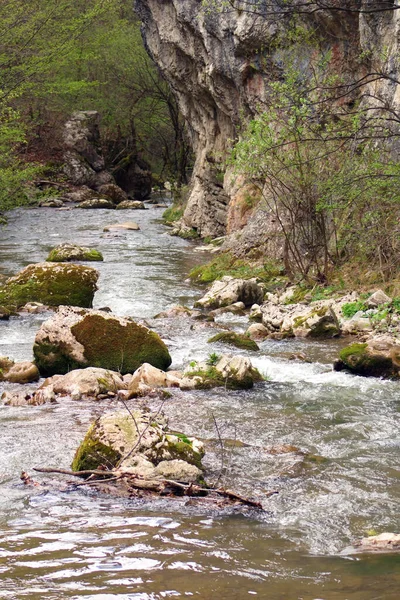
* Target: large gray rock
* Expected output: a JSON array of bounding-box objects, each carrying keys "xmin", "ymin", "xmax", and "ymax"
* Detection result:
[
  {"xmin": 71, "ymin": 409, "xmax": 204, "ymax": 483},
  {"xmin": 50, "ymin": 367, "xmax": 126, "ymax": 400},
  {"xmin": 182, "ymin": 354, "xmax": 263, "ymax": 390},
  {"xmin": 195, "ymin": 276, "xmax": 263, "ymax": 309},
  {"xmin": 33, "ymin": 306, "xmax": 172, "ymax": 377}
]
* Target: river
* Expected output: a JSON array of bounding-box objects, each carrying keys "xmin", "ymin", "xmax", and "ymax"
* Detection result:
[{"xmin": 0, "ymin": 205, "xmax": 399, "ymax": 599}]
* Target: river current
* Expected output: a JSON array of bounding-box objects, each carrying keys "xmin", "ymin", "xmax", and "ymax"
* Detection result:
[{"xmin": 0, "ymin": 205, "xmax": 399, "ymax": 599}]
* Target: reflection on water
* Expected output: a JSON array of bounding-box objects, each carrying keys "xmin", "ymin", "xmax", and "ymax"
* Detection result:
[{"xmin": 0, "ymin": 205, "xmax": 400, "ymax": 599}]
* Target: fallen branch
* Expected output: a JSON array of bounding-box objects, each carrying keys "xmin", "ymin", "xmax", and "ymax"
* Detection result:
[{"xmin": 31, "ymin": 467, "xmax": 274, "ymax": 510}]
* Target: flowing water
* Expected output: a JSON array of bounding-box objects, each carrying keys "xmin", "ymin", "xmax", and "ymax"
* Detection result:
[{"xmin": 0, "ymin": 205, "xmax": 399, "ymax": 599}]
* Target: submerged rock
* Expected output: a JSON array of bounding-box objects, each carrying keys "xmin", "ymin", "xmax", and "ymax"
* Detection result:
[
  {"xmin": 208, "ymin": 331, "xmax": 259, "ymax": 351},
  {"xmin": 354, "ymin": 532, "xmax": 400, "ymax": 553},
  {"xmin": 103, "ymin": 222, "xmax": 140, "ymax": 232},
  {"xmin": 46, "ymin": 243, "xmax": 103, "ymax": 263},
  {"xmin": 0, "ymin": 263, "xmax": 98, "ymax": 309},
  {"xmin": 195, "ymin": 276, "xmax": 263, "ymax": 309},
  {"xmin": 71, "ymin": 410, "xmax": 204, "ymax": 483},
  {"xmin": 33, "ymin": 306, "xmax": 172, "ymax": 377},
  {"xmin": 334, "ymin": 335, "xmax": 400, "ymax": 378}
]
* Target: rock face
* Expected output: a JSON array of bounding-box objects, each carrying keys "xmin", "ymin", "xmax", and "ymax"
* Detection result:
[
  {"xmin": 33, "ymin": 306, "xmax": 172, "ymax": 377},
  {"xmin": 63, "ymin": 111, "xmax": 113, "ymax": 188},
  {"xmin": 46, "ymin": 243, "xmax": 103, "ymax": 262},
  {"xmin": 72, "ymin": 410, "xmax": 204, "ymax": 483},
  {"xmin": 0, "ymin": 263, "xmax": 98, "ymax": 308},
  {"xmin": 135, "ymin": 1, "xmax": 400, "ymax": 249},
  {"xmin": 195, "ymin": 276, "xmax": 264, "ymax": 309}
]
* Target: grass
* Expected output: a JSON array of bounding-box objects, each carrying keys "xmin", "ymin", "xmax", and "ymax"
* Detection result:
[{"xmin": 189, "ymin": 251, "xmax": 284, "ymax": 284}]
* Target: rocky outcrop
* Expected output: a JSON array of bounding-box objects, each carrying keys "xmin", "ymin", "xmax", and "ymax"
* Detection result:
[
  {"xmin": 72, "ymin": 410, "xmax": 204, "ymax": 483},
  {"xmin": 135, "ymin": 1, "xmax": 400, "ymax": 249},
  {"xmin": 354, "ymin": 532, "xmax": 400, "ymax": 553},
  {"xmin": 46, "ymin": 243, "xmax": 103, "ymax": 263},
  {"xmin": 62, "ymin": 112, "xmax": 151, "ymax": 201},
  {"xmin": 0, "ymin": 263, "xmax": 98, "ymax": 309},
  {"xmin": 33, "ymin": 306, "xmax": 172, "ymax": 377}
]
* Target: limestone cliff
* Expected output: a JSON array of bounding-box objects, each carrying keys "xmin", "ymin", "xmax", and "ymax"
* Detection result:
[{"xmin": 135, "ymin": 0, "xmax": 400, "ymax": 252}]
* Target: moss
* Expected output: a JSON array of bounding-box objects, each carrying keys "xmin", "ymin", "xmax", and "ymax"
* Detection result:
[
  {"xmin": 71, "ymin": 424, "xmax": 121, "ymax": 473},
  {"xmin": 33, "ymin": 340, "xmax": 83, "ymax": 377},
  {"xmin": 0, "ymin": 263, "xmax": 98, "ymax": 308},
  {"xmin": 189, "ymin": 251, "xmax": 282, "ymax": 284},
  {"xmin": 187, "ymin": 365, "xmax": 259, "ymax": 390},
  {"xmin": 208, "ymin": 331, "xmax": 260, "ymax": 351},
  {"xmin": 162, "ymin": 204, "xmax": 184, "ymax": 224},
  {"xmin": 338, "ymin": 343, "xmax": 396, "ymax": 377},
  {"xmin": 46, "ymin": 245, "xmax": 103, "ymax": 262},
  {"xmin": 70, "ymin": 314, "xmax": 171, "ymax": 375},
  {"xmin": 165, "ymin": 436, "xmax": 203, "ymax": 469}
]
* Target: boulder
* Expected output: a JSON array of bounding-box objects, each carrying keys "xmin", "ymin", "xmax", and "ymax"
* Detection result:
[
  {"xmin": 48, "ymin": 367, "xmax": 126, "ymax": 400},
  {"xmin": 116, "ymin": 200, "xmax": 146, "ymax": 210},
  {"xmin": 46, "ymin": 243, "xmax": 103, "ymax": 263},
  {"xmin": 183, "ymin": 354, "xmax": 263, "ymax": 390},
  {"xmin": 367, "ymin": 289, "xmax": 392, "ymax": 308},
  {"xmin": 1, "ymin": 390, "xmax": 49, "ymax": 407},
  {"xmin": 246, "ymin": 323, "xmax": 269, "ymax": 341},
  {"xmin": 71, "ymin": 410, "xmax": 204, "ymax": 483},
  {"xmin": 209, "ymin": 302, "xmax": 246, "ymax": 317},
  {"xmin": 290, "ymin": 307, "xmax": 340, "ymax": 339},
  {"xmin": 77, "ymin": 198, "xmax": 115, "ymax": 209},
  {"xmin": 3, "ymin": 361, "xmax": 39, "ymax": 384},
  {"xmin": 128, "ymin": 363, "xmax": 181, "ymax": 397},
  {"xmin": 97, "ymin": 183, "xmax": 128, "ymax": 205},
  {"xmin": 354, "ymin": 532, "xmax": 400, "ymax": 553},
  {"xmin": 33, "ymin": 306, "xmax": 172, "ymax": 377},
  {"xmin": 195, "ymin": 276, "xmax": 264, "ymax": 309},
  {"xmin": 207, "ymin": 331, "xmax": 259, "ymax": 351},
  {"xmin": 334, "ymin": 335, "xmax": 400, "ymax": 378},
  {"xmin": 103, "ymin": 222, "xmax": 140, "ymax": 232},
  {"xmin": 0, "ymin": 263, "xmax": 98, "ymax": 309}
]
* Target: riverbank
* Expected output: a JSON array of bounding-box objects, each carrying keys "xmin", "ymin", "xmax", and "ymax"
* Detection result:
[{"xmin": 0, "ymin": 205, "xmax": 399, "ymax": 599}]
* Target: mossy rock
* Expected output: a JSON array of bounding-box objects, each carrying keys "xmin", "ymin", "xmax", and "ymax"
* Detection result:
[
  {"xmin": 208, "ymin": 331, "xmax": 259, "ymax": 351},
  {"xmin": 46, "ymin": 243, "xmax": 103, "ymax": 263},
  {"xmin": 71, "ymin": 314, "xmax": 171, "ymax": 374},
  {"xmin": 0, "ymin": 263, "xmax": 98, "ymax": 309},
  {"xmin": 186, "ymin": 363, "xmax": 262, "ymax": 390},
  {"xmin": 33, "ymin": 307, "xmax": 172, "ymax": 377},
  {"xmin": 334, "ymin": 343, "xmax": 397, "ymax": 378},
  {"xmin": 71, "ymin": 411, "xmax": 204, "ymax": 476}
]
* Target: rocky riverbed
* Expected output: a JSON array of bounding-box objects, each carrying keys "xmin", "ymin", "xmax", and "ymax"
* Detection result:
[{"xmin": 0, "ymin": 205, "xmax": 400, "ymax": 599}]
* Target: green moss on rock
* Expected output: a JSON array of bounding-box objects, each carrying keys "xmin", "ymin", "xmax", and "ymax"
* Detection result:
[
  {"xmin": 71, "ymin": 424, "xmax": 121, "ymax": 472},
  {"xmin": 47, "ymin": 244, "xmax": 103, "ymax": 262},
  {"xmin": 71, "ymin": 314, "xmax": 172, "ymax": 375},
  {"xmin": 208, "ymin": 331, "xmax": 260, "ymax": 351},
  {"xmin": 336, "ymin": 343, "xmax": 396, "ymax": 377},
  {"xmin": 0, "ymin": 263, "xmax": 98, "ymax": 308}
]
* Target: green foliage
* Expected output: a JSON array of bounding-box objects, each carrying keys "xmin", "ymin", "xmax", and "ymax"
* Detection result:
[
  {"xmin": 341, "ymin": 301, "xmax": 368, "ymax": 319},
  {"xmin": 231, "ymin": 34, "xmax": 400, "ymax": 282},
  {"xmin": 207, "ymin": 352, "xmax": 220, "ymax": 366},
  {"xmin": 189, "ymin": 251, "xmax": 281, "ymax": 284}
]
